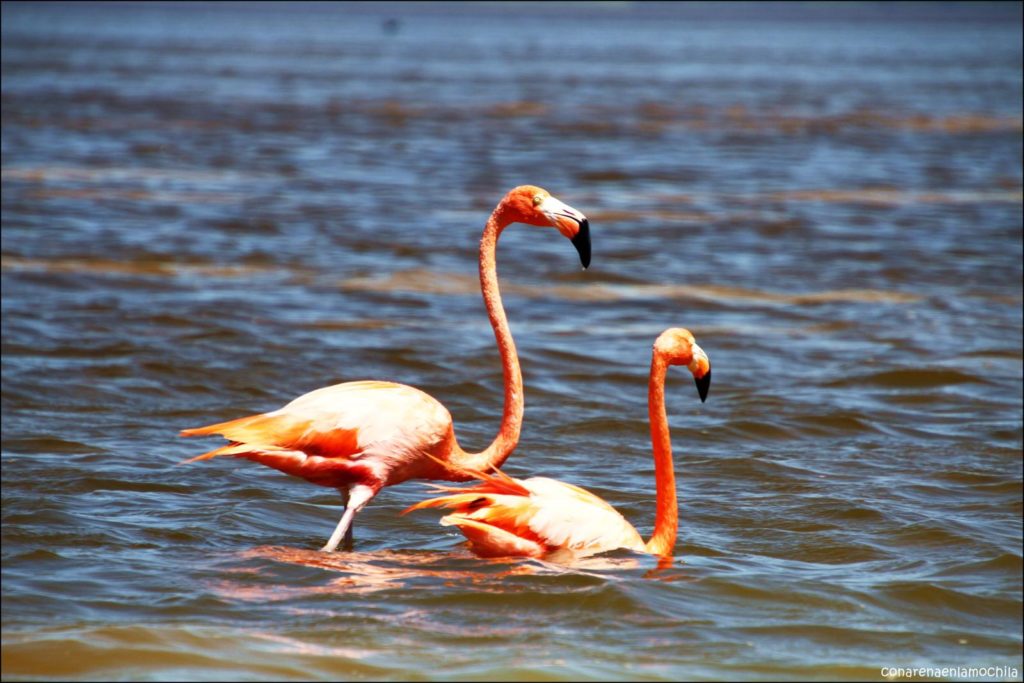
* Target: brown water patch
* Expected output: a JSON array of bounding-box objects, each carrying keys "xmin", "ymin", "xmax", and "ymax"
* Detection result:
[
  {"xmin": 584, "ymin": 208, "xmax": 712, "ymax": 223},
  {"xmin": 18, "ymin": 186, "xmax": 240, "ymax": 204},
  {"xmin": 1, "ymin": 436, "xmax": 99, "ymax": 455},
  {"xmin": 485, "ymin": 101, "xmax": 548, "ymax": 118},
  {"xmin": 577, "ymin": 170, "xmax": 632, "ymax": 183},
  {"xmin": 672, "ymin": 285, "xmax": 922, "ymax": 305},
  {"xmin": 337, "ymin": 268, "xmax": 582, "ymax": 299},
  {"xmin": 617, "ymin": 107, "xmax": 1024, "ymax": 136},
  {"xmin": 826, "ymin": 368, "xmax": 985, "ymax": 389},
  {"xmin": 363, "ymin": 100, "xmax": 422, "ymax": 126},
  {"xmin": 302, "ymin": 319, "xmax": 397, "ymax": 331},
  {"xmin": 2, "ymin": 165, "xmax": 264, "ymax": 184},
  {"xmin": 801, "ymin": 320, "xmax": 858, "ymax": 333},
  {"xmin": 1, "ymin": 256, "xmax": 278, "ymax": 279},
  {"xmin": 339, "ymin": 268, "xmax": 922, "ymax": 305},
  {"xmin": 761, "ymin": 188, "xmax": 1023, "ymax": 206}
]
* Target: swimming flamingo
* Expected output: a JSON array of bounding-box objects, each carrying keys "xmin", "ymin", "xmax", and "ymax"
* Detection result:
[
  {"xmin": 404, "ymin": 328, "xmax": 710, "ymax": 560},
  {"xmin": 181, "ymin": 185, "xmax": 590, "ymax": 552}
]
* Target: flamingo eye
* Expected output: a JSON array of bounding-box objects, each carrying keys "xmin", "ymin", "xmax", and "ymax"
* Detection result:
[{"xmin": 532, "ymin": 194, "xmax": 544, "ymax": 206}]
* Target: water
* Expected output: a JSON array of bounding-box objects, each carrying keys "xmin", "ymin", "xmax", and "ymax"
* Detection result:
[{"xmin": 2, "ymin": 2, "xmax": 1022, "ymax": 680}]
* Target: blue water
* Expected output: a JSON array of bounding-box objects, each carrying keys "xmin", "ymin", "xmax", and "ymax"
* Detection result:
[{"xmin": 2, "ymin": 2, "xmax": 1022, "ymax": 680}]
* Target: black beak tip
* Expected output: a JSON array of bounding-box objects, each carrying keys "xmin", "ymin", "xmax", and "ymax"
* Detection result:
[
  {"xmin": 694, "ymin": 370, "xmax": 711, "ymax": 403},
  {"xmin": 571, "ymin": 219, "xmax": 591, "ymax": 269}
]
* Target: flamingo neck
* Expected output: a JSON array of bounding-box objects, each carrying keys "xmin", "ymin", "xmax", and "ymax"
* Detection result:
[
  {"xmin": 644, "ymin": 352, "xmax": 678, "ymax": 557},
  {"xmin": 450, "ymin": 210, "xmax": 523, "ymax": 473}
]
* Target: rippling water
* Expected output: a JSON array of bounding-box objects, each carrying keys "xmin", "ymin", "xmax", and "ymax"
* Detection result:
[{"xmin": 2, "ymin": 2, "xmax": 1022, "ymax": 680}]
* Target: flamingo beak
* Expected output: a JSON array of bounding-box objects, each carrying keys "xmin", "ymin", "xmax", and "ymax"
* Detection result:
[
  {"xmin": 689, "ymin": 343, "xmax": 710, "ymax": 403},
  {"xmin": 539, "ymin": 196, "xmax": 591, "ymax": 269},
  {"xmin": 571, "ymin": 219, "xmax": 591, "ymax": 269},
  {"xmin": 694, "ymin": 369, "xmax": 711, "ymax": 403}
]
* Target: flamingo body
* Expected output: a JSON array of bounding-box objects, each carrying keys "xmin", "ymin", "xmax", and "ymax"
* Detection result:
[
  {"xmin": 407, "ymin": 468, "xmax": 645, "ymax": 558},
  {"xmin": 183, "ymin": 381, "xmax": 457, "ymax": 490}
]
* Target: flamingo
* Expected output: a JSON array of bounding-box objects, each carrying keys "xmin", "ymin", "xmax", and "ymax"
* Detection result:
[
  {"xmin": 404, "ymin": 327, "xmax": 710, "ymax": 560},
  {"xmin": 181, "ymin": 185, "xmax": 591, "ymax": 552}
]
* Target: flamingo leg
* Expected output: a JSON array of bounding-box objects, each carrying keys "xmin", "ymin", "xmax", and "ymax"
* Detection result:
[
  {"xmin": 320, "ymin": 484, "xmax": 376, "ymax": 553},
  {"xmin": 340, "ymin": 488, "xmax": 354, "ymax": 551}
]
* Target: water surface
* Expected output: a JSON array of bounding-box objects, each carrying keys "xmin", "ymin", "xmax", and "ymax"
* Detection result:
[{"xmin": 2, "ymin": 2, "xmax": 1022, "ymax": 680}]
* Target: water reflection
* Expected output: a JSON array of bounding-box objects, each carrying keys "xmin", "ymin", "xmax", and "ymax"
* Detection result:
[{"xmin": 213, "ymin": 545, "xmax": 683, "ymax": 600}]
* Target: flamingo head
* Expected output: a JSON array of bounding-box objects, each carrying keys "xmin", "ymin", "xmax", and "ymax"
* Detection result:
[
  {"xmin": 501, "ymin": 185, "xmax": 591, "ymax": 269},
  {"xmin": 655, "ymin": 327, "xmax": 711, "ymax": 403}
]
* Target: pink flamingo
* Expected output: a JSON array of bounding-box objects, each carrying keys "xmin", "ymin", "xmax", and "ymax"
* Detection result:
[
  {"xmin": 405, "ymin": 328, "xmax": 710, "ymax": 560},
  {"xmin": 181, "ymin": 186, "xmax": 590, "ymax": 552}
]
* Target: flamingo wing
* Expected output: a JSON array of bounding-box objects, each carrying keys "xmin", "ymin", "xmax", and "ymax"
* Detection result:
[
  {"xmin": 181, "ymin": 381, "xmax": 454, "ymax": 488},
  {"xmin": 406, "ymin": 472, "xmax": 645, "ymax": 558}
]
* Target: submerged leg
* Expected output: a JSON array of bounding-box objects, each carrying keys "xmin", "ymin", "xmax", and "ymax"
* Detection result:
[
  {"xmin": 340, "ymin": 489, "xmax": 354, "ymax": 551},
  {"xmin": 320, "ymin": 484, "xmax": 376, "ymax": 553}
]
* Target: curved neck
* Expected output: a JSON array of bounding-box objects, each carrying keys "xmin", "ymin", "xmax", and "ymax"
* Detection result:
[
  {"xmin": 451, "ymin": 211, "xmax": 523, "ymax": 472},
  {"xmin": 644, "ymin": 352, "xmax": 678, "ymax": 557}
]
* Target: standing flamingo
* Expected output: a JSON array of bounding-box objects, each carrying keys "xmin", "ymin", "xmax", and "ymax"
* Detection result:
[
  {"xmin": 181, "ymin": 186, "xmax": 590, "ymax": 552},
  {"xmin": 404, "ymin": 328, "xmax": 710, "ymax": 560}
]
